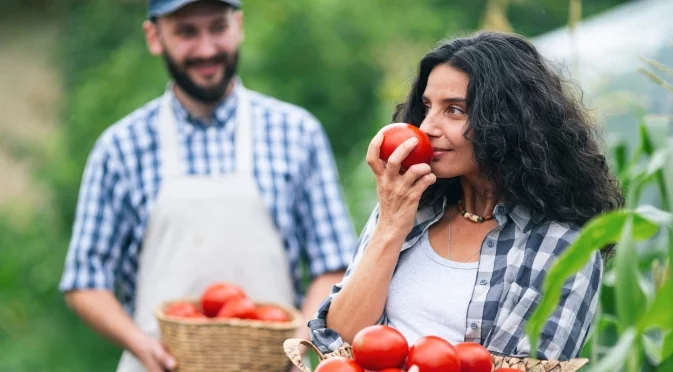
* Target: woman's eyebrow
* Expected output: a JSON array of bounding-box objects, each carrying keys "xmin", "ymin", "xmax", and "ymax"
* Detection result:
[{"xmin": 422, "ymin": 95, "xmax": 467, "ymax": 103}]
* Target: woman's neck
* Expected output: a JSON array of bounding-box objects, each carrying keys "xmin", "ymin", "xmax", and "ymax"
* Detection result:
[{"xmin": 459, "ymin": 176, "xmax": 502, "ymax": 218}]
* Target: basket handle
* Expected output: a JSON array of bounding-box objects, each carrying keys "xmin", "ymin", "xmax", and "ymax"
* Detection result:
[{"xmin": 283, "ymin": 338, "xmax": 326, "ymax": 372}]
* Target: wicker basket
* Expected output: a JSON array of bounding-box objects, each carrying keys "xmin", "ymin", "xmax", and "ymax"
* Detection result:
[
  {"xmin": 156, "ymin": 299, "xmax": 302, "ymax": 372},
  {"xmin": 283, "ymin": 339, "xmax": 590, "ymax": 372}
]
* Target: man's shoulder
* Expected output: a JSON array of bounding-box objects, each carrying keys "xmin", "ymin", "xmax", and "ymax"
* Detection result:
[{"xmin": 93, "ymin": 96, "xmax": 163, "ymax": 155}]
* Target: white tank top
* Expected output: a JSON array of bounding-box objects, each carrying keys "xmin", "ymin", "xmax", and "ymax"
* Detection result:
[{"xmin": 385, "ymin": 230, "xmax": 479, "ymax": 346}]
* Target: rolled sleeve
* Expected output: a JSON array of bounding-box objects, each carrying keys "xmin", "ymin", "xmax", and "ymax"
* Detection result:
[
  {"xmin": 59, "ymin": 136, "xmax": 130, "ymax": 294},
  {"xmin": 308, "ymin": 205, "xmax": 381, "ymax": 353},
  {"xmin": 517, "ymin": 250, "xmax": 603, "ymax": 360},
  {"xmin": 297, "ymin": 115, "xmax": 357, "ymax": 279}
]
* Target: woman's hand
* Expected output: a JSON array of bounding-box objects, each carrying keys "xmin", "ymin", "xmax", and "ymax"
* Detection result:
[{"xmin": 366, "ymin": 130, "xmax": 436, "ymax": 240}]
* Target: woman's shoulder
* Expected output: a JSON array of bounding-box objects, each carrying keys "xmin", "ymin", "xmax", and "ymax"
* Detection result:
[{"xmin": 523, "ymin": 217, "xmax": 600, "ymax": 264}]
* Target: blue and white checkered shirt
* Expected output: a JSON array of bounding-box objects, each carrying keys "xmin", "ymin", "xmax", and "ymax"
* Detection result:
[
  {"xmin": 309, "ymin": 199, "xmax": 603, "ymax": 361},
  {"xmin": 59, "ymin": 82, "xmax": 358, "ymax": 314}
]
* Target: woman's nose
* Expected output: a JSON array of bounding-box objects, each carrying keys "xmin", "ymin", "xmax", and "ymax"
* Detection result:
[{"xmin": 419, "ymin": 117, "xmax": 441, "ymax": 138}]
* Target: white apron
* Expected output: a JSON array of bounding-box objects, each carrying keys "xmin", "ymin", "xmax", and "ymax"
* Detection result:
[{"xmin": 117, "ymin": 83, "xmax": 296, "ymax": 372}]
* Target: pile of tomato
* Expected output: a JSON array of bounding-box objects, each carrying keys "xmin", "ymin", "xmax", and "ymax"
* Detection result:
[
  {"xmin": 162, "ymin": 282, "xmax": 291, "ymax": 323},
  {"xmin": 315, "ymin": 325, "xmax": 524, "ymax": 372}
]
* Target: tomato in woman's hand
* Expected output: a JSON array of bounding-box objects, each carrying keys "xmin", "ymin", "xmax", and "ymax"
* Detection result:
[
  {"xmin": 216, "ymin": 296, "xmax": 256, "ymax": 319},
  {"xmin": 200, "ymin": 282, "xmax": 246, "ymax": 317},
  {"xmin": 379, "ymin": 123, "xmax": 433, "ymax": 171},
  {"xmin": 377, "ymin": 369, "xmax": 406, "ymax": 372},
  {"xmin": 455, "ymin": 342, "xmax": 492, "ymax": 372},
  {"xmin": 164, "ymin": 302, "xmax": 203, "ymax": 318},
  {"xmin": 352, "ymin": 325, "xmax": 409, "ymax": 370},
  {"xmin": 252, "ymin": 305, "xmax": 290, "ymax": 322},
  {"xmin": 314, "ymin": 357, "xmax": 364, "ymax": 372},
  {"xmin": 407, "ymin": 336, "xmax": 461, "ymax": 372}
]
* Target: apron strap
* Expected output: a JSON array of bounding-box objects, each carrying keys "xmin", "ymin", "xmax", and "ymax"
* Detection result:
[
  {"xmin": 158, "ymin": 92, "xmax": 182, "ymax": 179},
  {"xmin": 157, "ymin": 81, "xmax": 254, "ymax": 179},
  {"xmin": 234, "ymin": 84, "xmax": 253, "ymax": 174}
]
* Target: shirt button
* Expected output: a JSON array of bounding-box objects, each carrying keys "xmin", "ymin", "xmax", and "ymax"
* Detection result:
[
  {"xmin": 487, "ymin": 240, "xmax": 494, "ymax": 247},
  {"xmin": 479, "ymin": 279, "xmax": 488, "ymax": 285},
  {"xmin": 496, "ymin": 205, "xmax": 507, "ymax": 214},
  {"xmin": 471, "ymin": 323, "xmax": 478, "ymax": 330}
]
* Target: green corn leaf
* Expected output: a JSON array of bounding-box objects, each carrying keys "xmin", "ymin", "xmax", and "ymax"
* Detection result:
[
  {"xmin": 639, "ymin": 118, "xmax": 655, "ymax": 155},
  {"xmin": 609, "ymin": 136, "xmax": 629, "ymax": 175},
  {"xmin": 587, "ymin": 327, "xmax": 637, "ymax": 372},
  {"xmin": 638, "ymin": 280, "xmax": 673, "ymax": 331},
  {"xmin": 643, "ymin": 333, "xmax": 663, "ymax": 365},
  {"xmin": 645, "ymin": 149, "xmax": 667, "ymax": 179},
  {"xmin": 525, "ymin": 209, "xmax": 661, "ymax": 358},
  {"xmin": 658, "ymin": 355, "xmax": 673, "ymax": 372},
  {"xmin": 662, "ymin": 331, "xmax": 673, "ymax": 362},
  {"xmin": 615, "ymin": 218, "xmax": 646, "ymax": 327},
  {"xmin": 634, "ymin": 205, "xmax": 673, "ymax": 228},
  {"xmin": 641, "ymin": 115, "xmax": 670, "ymax": 153},
  {"xmin": 664, "ymin": 140, "xmax": 673, "ymax": 244}
]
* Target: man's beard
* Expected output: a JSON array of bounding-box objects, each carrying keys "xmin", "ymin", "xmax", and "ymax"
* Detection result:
[{"xmin": 163, "ymin": 49, "xmax": 239, "ymax": 104}]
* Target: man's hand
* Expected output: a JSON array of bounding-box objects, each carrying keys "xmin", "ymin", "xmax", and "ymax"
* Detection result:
[
  {"xmin": 64, "ymin": 290, "xmax": 176, "ymax": 371},
  {"xmin": 129, "ymin": 333, "xmax": 176, "ymax": 372}
]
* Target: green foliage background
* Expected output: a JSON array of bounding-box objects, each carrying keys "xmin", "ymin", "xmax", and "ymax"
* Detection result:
[{"xmin": 0, "ymin": 0, "xmax": 648, "ymax": 370}]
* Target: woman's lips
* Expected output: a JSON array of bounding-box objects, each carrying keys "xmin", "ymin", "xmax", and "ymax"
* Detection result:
[{"xmin": 432, "ymin": 148, "xmax": 451, "ymax": 160}]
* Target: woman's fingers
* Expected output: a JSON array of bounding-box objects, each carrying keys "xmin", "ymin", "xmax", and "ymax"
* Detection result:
[
  {"xmin": 366, "ymin": 130, "xmax": 386, "ymax": 176},
  {"xmin": 409, "ymin": 172, "xmax": 437, "ymax": 198},
  {"xmin": 385, "ymin": 137, "xmax": 418, "ymax": 177},
  {"xmin": 401, "ymin": 163, "xmax": 432, "ymax": 187}
]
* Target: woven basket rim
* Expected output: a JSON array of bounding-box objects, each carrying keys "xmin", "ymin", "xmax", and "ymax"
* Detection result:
[{"xmin": 155, "ymin": 298, "xmax": 303, "ymax": 330}]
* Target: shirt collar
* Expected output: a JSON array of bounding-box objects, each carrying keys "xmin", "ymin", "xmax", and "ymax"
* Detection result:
[
  {"xmin": 505, "ymin": 202, "xmax": 545, "ymax": 232},
  {"xmin": 402, "ymin": 197, "xmax": 543, "ymax": 249},
  {"xmin": 163, "ymin": 78, "xmax": 241, "ymax": 133}
]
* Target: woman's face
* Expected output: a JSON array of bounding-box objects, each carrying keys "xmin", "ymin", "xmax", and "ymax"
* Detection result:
[{"xmin": 419, "ymin": 64, "xmax": 478, "ymax": 179}]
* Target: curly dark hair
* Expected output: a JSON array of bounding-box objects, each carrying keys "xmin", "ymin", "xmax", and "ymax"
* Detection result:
[{"xmin": 393, "ymin": 31, "xmax": 623, "ymax": 254}]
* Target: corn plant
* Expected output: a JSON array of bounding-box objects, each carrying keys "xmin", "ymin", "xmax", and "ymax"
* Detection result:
[{"xmin": 526, "ymin": 54, "xmax": 673, "ymax": 371}]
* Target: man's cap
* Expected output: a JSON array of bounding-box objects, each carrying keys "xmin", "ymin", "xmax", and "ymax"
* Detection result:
[{"xmin": 148, "ymin": 0, "xmax": 241, "ymax": 19}]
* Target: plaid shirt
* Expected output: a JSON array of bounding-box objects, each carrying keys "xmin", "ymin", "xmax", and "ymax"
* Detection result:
[
  {"xmin": 59, "ymin": 82, "xmax": 357, "ymax": 313},
  {"xmin": 308, "ymin": 198, "xmax": 603, "ymax": 361}
]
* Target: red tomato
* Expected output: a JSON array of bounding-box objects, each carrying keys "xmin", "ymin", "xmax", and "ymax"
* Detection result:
[
  {"xmin": 252, "ymin": 305, "xmax": 291, "ymax": 322},
  {"xmin": 378, "ymin": 369, "xmax": 406, "ymax": 372},
  {"xmin": 314, "ymin": 357, "xmax": 364, "ymax": 372},
  {"xmin": 216, "ymin": 296, "xmax": 257, "ymax": 319},
  {"xmin": 352, "ymin": 325, "xmax": 409, "ymax": 370},
  {"xmin": 379, "ymin": 123, "xmax": 433, "ymax": 171},
  {"xmin": 164, "ymin": 302, "xmax": 203, "ymax": 318},
  {"xmin": 407, "ymin": 336, "xmax": 461, "ymax": 372},
  {"xmin": 200, "ymin": 282, "xmax": 246, "ymax": 317},
  {"xmin": 455, "ymin": 342, "xmax": 492, "ymax": 372}
]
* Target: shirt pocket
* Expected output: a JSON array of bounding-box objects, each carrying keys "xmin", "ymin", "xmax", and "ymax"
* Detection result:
[{"xmin": 486, "ymin": 282, "xmax": 542, "ymax": 357}]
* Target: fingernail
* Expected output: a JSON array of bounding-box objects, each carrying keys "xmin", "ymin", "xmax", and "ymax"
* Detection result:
[{"xmin": 410, "ymin": 138, "xmax": 418, "ymax": 144}]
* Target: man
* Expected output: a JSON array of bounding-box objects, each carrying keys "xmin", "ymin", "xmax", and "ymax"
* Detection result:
[{"xmin": 58, "ymin": 1, "xmax": 357, "ymax": 371}]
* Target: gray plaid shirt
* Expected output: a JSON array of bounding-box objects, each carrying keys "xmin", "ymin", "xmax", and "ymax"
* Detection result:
[{"xmin": 308, "ymin": 198, "xmax": 603, "ymax": 361}]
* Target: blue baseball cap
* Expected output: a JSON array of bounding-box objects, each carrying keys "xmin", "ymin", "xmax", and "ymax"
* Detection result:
[{"xmin": 148, "ymin": 0, "xmax": 241, "ymax": 18}]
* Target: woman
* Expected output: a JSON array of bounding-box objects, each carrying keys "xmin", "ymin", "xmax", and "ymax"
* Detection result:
[{"xmin": 308, "ymin": 31, "xmax": 623, "ymax": 361}]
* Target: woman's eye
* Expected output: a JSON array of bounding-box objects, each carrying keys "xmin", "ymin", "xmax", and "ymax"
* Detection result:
[{"xmin": 447, "ymin": 106, "xmax": 465, "ymax": 115}]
